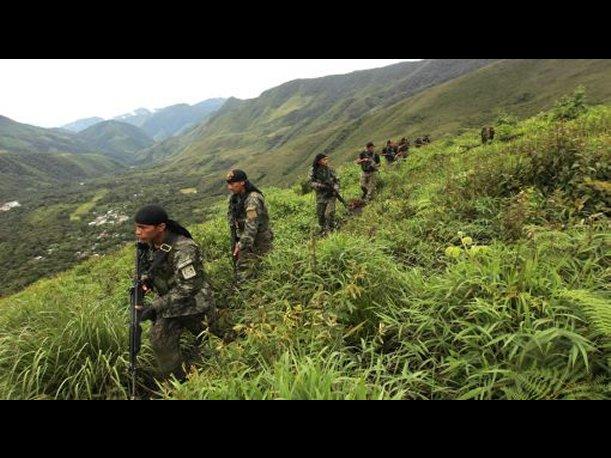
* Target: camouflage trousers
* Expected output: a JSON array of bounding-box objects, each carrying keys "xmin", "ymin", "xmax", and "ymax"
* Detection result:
[
  {"xmin": 316, "ymin": 194, "xmax": 336, "ymax": 233},
  {"xmin": 149, "ymin": 308, "xmax": 221, "ymax": 380},
  {"xmin": 235, "ymin": 242, "xmax": 272, "ymax": 285},
  {"xmin": 360, "ymin": 172, "xmax": 377, "ymax": 201}
]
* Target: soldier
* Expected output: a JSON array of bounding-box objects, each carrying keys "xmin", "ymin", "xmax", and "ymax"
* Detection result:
[
  {"xmin": 381, "ymin": 140, "xmax": 397, "ymax": 164},
  {"xmin": 481, "ymin": 126, "xmax": 495, "ymax": 144},
  {"xmin": 356, "ymin": 142, "xmax": 380, "ymax": 201},
  {"xmin": 134, "ymin": 205, "xmax": 223, "ymax": 382},
  {"xmin": 309, "ymin": 153, "xmax": 340, "ymax": 235},
  {"xmin": 227, "ymin": 169, "xmax": 274, "ymax": 284},
  {"xmin": 396, "ymin": 137, "xmax": 409, "ymax": 159}
]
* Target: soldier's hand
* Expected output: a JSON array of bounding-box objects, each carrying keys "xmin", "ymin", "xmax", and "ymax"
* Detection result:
[
  {"xmin": 139, "ymin": 307, "xmax": 156, "ymax": 322},
  {"xmin": 233, "ymin": 244, "xmax": 240, "ymax": 259}
]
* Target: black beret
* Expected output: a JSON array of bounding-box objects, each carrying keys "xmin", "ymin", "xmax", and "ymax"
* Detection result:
[
  {"xmin": 134, "ymin": 205, "xmax": 168, "ymax": 225},
  {"xmin": 366, "ymin": 142, "xmax": 375, "ymax": 148},
  {"xmin": 226, "ymin": 169, "xmax": 248, "ymax": 183}
]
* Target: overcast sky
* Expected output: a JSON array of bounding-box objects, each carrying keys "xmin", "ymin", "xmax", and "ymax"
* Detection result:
[{"xmin": 0, "ymin": 59, "xmax": 417, "ymax": 128}]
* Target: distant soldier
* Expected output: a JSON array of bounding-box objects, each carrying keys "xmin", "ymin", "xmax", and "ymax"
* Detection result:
[
  {"xmin": 356, "ymin": 142, "xmax": 380, "ymax": 201},
  {"xmin": 414, "ymin": 137, "xmax": 424, "ymax": 148},
  {"xmin": 481, "ymin": 126, "xmax": 495, "ymax": 144},
  {"xmin": 309, "ymin": 153, "xmax": 340, "ymax": 235},
  {"xmin": 134, "ymin": 205, "xmax": 223, "ymax": 382},
  {"xmin": 423, "ymin": 134, "xmax": 431, "ymax": 144},
  {"xmin": 381, "ymin": 140, "xmax": 397, "ymax": 164},
  {"xmin": 396, "ymin": 137, "xmax": 409, "ymax": 159},
  {"xmin": 227, "ymin": 169, "xmax": 274, "ymax": 284}
]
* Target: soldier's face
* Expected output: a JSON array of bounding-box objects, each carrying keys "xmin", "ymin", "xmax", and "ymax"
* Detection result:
[
  {"xmin": 135, "ymin": 223, "xmax": 166, "ymax": 243},
  {"xmin": 367, "ymin": 146, "xmax": 374, "ymax": 153},
  {"xmin": 227, "ymin": 181, "xmax": 246, "ymax": 194},
  {"xmin": 320, "ymin": 157, "xmax": 329, "ymax": 167}
]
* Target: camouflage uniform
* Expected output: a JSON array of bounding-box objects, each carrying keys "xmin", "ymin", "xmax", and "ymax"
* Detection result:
[
  {"xmin": 382, "ymin": 145, "xmax": 397, "ymax": 164},
  {"xmin": 309, "ymin": 165, "xmax": 339, "ymax": 234},
  {"xmin": 141, "ymin": 232, "xmax": 220, "ymax": 380},
  {"xmin": 228, "ymin": 190, "xmax": 274, "ymax": 284},
  {"xmin": 481, "ymin": 126, "xmax": 495, "ymax": 144},
  {"xmin": 359, "ymin": 150, "xmax": 380, "ymax": 201}
]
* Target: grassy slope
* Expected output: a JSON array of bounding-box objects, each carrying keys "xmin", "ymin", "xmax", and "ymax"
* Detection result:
[
  {"xmin": 76, "ymin": 121, "xmax": 154, "ymax": 163},
  {"xmin": 144, "ymin": 60, "xmax": 611, "ymax": 194},
  {"xmin": 140, "ymin": 60, "xmax": 493, "ymax": 166},
  {"xmin": 0, "ymin": 103, "xmax": 608, "ymax": 399},
  {"xmin": 0, "ymin": 116, "xmax": 94, "ymax": 155},
  {"xmin": 0, "ymin": 150, "xmax": 122, "ymax": 200}
]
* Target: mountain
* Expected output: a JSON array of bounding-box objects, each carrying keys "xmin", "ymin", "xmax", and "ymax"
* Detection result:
[
  {"xmin": 142, "ymin": 59, "xmax": 611, "ymax": 192},
  {"xmin": 60, "ymin": 98, "xmax": 227, "ymax": 143},
  {"xmin": 139, "ymin": 98, "xmax": 227, "ymax": 141},
  {"xmin": 61, "ymin": 117, "xmax": 105, "ymax": 133},
  {"xmin": 0, "ymin": 114, "xmax": 94, "ymax": 155},
  {"xmin": 112, "ymin": 98, "xmax": 226, "ymax": 141},
  {"xmin": 137, "ymin": 59, "xmax": 496, "ymax": 166},
  {"xmin": 75, "ymin": 120, "xmax": 154, "ymax": 163},
  {"xmin": 0, "ymin": 150, "xmax": 122, "ymax": 200}
]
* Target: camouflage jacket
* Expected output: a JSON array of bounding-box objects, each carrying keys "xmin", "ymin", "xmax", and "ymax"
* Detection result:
[
  {"xmin": 309, "ymin": 165, "xmax": 339, "ymax": 197},
  {"xmin": 359, "ymin": 150, "xmax": 381, "ymax": 173},
  {"xmin": 141, "ymin": 233, "xmax": 215, "ymax": 319},
  {"xmin": 228, "ymin": 191, "xmax": 273, "ymax": 252}
]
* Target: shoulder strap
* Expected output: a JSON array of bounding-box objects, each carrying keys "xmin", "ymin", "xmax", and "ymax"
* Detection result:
[{"xmin": 146, "ymin": 232, "xmax": 178, "ymax": 279}]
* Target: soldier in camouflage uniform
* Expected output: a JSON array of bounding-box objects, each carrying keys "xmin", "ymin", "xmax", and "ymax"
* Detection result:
[
  {"xmin": 381, "ymin": 140, "xmax": 397, "ymax": 164},
  {"xmin": 356, "ymin": 142, "xmax": 380, "ymax": 201},
  {"xmin": 134, "ymin": 205, "xmax": 223, "ymax": 382},
  {"xmin": 309, "ymin": 153, "xmax": 340, "ymax": 235},
  {"xmin": 481, "ymin": 126, "xmax": 495, "ymax": 144},
  {"xmin": 396, "ymin": 137, "xmax": 409, "ymax": 159},
  {"xmin": 227, "ymin": 169, "xmax": 274, "ymax": 285}
]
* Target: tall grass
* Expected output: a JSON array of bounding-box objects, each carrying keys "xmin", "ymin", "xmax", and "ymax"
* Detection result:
[{"xmin": 0, "ymin": 98, "xmax": 609, "ymax": 399}]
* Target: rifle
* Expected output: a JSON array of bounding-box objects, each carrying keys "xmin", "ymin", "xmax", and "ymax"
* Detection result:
[
  {"xmin": 128, "ymin": 242, "xmax": 147, "ymax": 400},
  {"xmin": 321, "ymin": 184, "xmax": 348, "ymax": 208},
  {"xmin": 332, "ymin": 188, "xmax": 348, "ymax": 208},
  {"xmin": 230, "ymin": 226, "xmax": 239, "ymax": 283}
]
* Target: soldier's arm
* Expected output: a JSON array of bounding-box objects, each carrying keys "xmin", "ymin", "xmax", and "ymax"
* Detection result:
[
  {"xmin": 237, "ymin": 194, "xmax": 263, "ymax": 251},
  {"xmin": 150, "ymin": 243, "xmax": 205, "ymax": 314},
  {"xmin": 227, "ymin": 200, "xmax": 238, "ymax": 244},
  {"xmin": 309, "ymin": 169, "xmax": 326, "ymax": 191}
]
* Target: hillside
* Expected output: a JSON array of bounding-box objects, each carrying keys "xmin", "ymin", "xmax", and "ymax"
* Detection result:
[
  {"xmin": 0, "ymin": 101, "xmax": 608, "ymax": 399},
  {"xmin": 112, "ymin": 98, "xmax": 226, "ymax": 141},
  {"xmin": 3, "ymin": 60, "xmax": 610, "ymax": 296},
  {"xmin": 0, "ymin": 115, "xmax": 94, "ymax": 155},
  {"xmin": 76, "ymin": 120, "xmax": 154, "ymax": 163},
  {"xmin": 0, "ymin": 150, "xmax": 122, "ymax": 200},
  {"xmin": 141, "ymin": 59, "xmax": 611, "ymax": 192},
  {"xmin": 138, "ymin": 60, "xmax": 494, "ymax": 165},
  {"xmin": 138, "ymin": 98, "xmax": 227, "ymax": 141},
  {"xmin": 61, "ymin": 117, "xmax": 105, "ymax": 133}
]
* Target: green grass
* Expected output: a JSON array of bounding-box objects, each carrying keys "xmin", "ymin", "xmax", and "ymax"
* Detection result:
[
  {"xmin": 70, "ymin": 189, "xmax": 109, "ymax": 222},
  {"xmin": 0, "ymin": 101, "xmax": 609, "ymax": 400}
]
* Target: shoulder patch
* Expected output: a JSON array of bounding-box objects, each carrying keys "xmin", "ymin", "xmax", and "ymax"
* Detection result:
[
  {"xmin": 177, "ymin": 258, "xmax": 194, "ymax": 270},
  {"xmin": 181, "ymin": 264, "xmax": 197, "ymax": 280},
  {"xmin": 246, "ymin": 208, "xmax": 258, "ymax": 222}
]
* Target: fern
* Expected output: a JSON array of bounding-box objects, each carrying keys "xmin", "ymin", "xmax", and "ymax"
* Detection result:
[
  {"xmin": 504, "ymin": 368, "xmax": 608, "ymax": 400},
  {"xmin": 559, "ymin": 289, "xmax": 611, "ymax": 339}
]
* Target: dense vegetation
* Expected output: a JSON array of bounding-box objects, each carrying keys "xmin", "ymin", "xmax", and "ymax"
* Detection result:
[
  {"xmin": 75, "ymin": 120, "xmax": 154, "ymax": 163},
  {"xmin": 2, "ymin": 60, "xmax": 610, "ymax": 299},
  {"xmin": 0, "ymin": 96, "xmax": 608, "ymax": 399}
]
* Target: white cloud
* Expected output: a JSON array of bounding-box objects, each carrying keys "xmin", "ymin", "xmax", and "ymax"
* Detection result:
[{"xmin": 0, "ymin": 59, "xmax": 417, "ymax": 128}]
